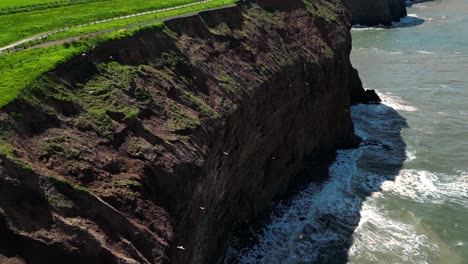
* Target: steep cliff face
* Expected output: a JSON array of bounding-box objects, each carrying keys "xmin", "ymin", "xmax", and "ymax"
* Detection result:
[
  {"xmin": 0, "ymin": 1, "xmax": 373, "ymax": 263},
  {"xmin": 344, "ymin": 0, "xmax": 407, "ymax": 25}
]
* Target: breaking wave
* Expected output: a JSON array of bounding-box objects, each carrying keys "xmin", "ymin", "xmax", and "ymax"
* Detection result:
[
  {"xmin": 378, "ymin": 92, "xmax": 419, "ymax": 112},
  {"xmin": 380, "ymin": 169, "xmax": 468, "ymax": 207}
]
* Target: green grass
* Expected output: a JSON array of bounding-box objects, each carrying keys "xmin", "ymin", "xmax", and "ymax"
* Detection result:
[
  {"xmin": 116, "ymin": 179, "xmax": 142, "ymax": 187},
  {"xmin": 51, "ymin": 175, "xmax": 90, "ymax": 192},
  {"xmin": 0, "ymin": 43, "xmax": 87, "ymax": 106},
  {"xmin": 0, "ymin": 0, "xmax": 69, "ymax": 9},
  {"xmin": 73, "ymin": 61, "xmax": 139, "ymax": 138},
  {"xmin": 0, "ymin": 141, "xmax": 12, "ymax": 156},
  {"xmin": 0, "ymin": 0, "xmax": 201, "ymax": 47},
  {"xmin": 166, "ymin": 99, "xmax": 201, "ymax": 132},
  {"xmin": 0, "ymin": 0, "xmax": 114, "ymax": 16},
  {"xmin": 303, "ymin": 0, "xmax": 340, "ymax": 23},
  {"xmin": 181, "ymin": 90, "xmax": 219, "ymax": 118}
]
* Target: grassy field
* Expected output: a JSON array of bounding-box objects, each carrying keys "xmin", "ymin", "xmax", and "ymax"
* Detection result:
[
  {"xmin": 0, "ymin": 0, "xmax": 67, "ymax": 8},
  {"xmin": 0, "ymin": 0, "xmax": 201, "ymax": 47},
  {"xmin": 0, "ymin": 0, "xmax": 237, "ymax": 107}
]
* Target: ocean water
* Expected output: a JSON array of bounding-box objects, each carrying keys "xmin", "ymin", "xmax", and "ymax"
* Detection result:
[{"xmin": 225, "ymin": 1, "xmax": 468, "ymax": 263}]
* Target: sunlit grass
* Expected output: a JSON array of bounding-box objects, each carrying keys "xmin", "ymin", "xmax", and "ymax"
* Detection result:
[{"xmin": 0, "ymin": 0, "xmax": 67, "ymax": 9}]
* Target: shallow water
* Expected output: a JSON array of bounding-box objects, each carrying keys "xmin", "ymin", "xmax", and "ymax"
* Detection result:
[{"xmin": 225, "ymin": 0, "xmax": 468, "ymax": 263}]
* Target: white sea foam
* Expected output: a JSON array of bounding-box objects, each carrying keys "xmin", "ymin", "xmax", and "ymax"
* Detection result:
[
  {"xmin": 416, "ymin": 50, "xmax": 434, "ymax": 54},
  {"xmin": 407, "ymin": 13, "xmax": 420, "ymax": 18},
  {"xmin": 406, "ymin": 149, "xmax": 417, "ymax": 162},
  {"xmin": 349, "ymin": 203, "xmax": 439, "ymax": 264},
  {"xmin": 378, "ymin": 92, "xmax": 419, "ymax": 112},
  {"xmin": 366, "ymin": 48, "xmax": 405, "ymax": 55},
  {"xmin": 380, "ymin": 170, "xmax": 468, "ymax": 207},
  {"xmin": 415, "ymin": 5, "xmax": 430, "ymax": 9},
  {"xmin": 351, "ymin": 26, "xmax": 384, "ymax": 31}
]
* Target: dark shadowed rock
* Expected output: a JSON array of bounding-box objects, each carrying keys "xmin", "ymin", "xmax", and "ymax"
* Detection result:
[
  {"xmin": 256, "ymin": 0, "xmax": 305, "ymax": 11},
  {"xmin": 344, "ymin": 0, "xmax": 407, "ymax": 26},
  {"xmin": 349, "ymin": 67, "xmax": 382, "ymax": 104}
]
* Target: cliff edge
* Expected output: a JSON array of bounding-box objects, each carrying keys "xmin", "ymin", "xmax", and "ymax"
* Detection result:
[
  {"xmin": 0, "ymin": 0, "xmax": 375, "ymax": 263},
  {"xmin": 344, "ymin": 0, "xmax": 407, "ymax": 25}
]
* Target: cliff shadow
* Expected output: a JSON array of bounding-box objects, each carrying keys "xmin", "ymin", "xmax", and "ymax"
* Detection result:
[
  {"xmin": 406, "ymin": 0, "xmax": 434, "ymax": 8},
  {"xmin": 390, "ymin": 14, "xmax": 425, "ymax": 28},
  {"xmin": 225, "ymin": 103, "xmax": 408, "ymax": 264}
]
